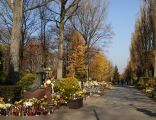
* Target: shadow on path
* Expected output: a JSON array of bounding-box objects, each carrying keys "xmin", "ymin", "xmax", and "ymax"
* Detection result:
[
  {"xmin": 136, "ymin": 108, "xmax": 156, "ymax": 117},
  {"xmin": 93, "ymin": 109, "xmax": 100, "ymax": 120}
]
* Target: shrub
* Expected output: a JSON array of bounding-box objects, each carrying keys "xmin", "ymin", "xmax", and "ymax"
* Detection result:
[
  {"xmin": 18, "ymin": 73, "xmax": 36, "ymax": 89},
  {"xmin": 147, "ymin": 78, "xmax": 156, "ymax": 87},
  {"xmin": 75, "ymin": 72, "xmax": 87, "ymax": 82},
  {"xmin": 54, "ymin": 84, "xmax": 61, "ymax": 93},
  {"xmin": 59, "ymin": 77, "xmax": 80, "ymax": 98}
]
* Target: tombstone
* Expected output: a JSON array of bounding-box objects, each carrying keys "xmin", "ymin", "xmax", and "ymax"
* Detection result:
[
  {"xmin": 27, "ymin": 66, "xmax": 43, "ymax": 90},
  {"xmin": 27, "ymin": 72, "xmax": 42, "ymax": 91},
  {"xmin": 24, "ymin": 67, "xmax": 54, "ymax": 103}
]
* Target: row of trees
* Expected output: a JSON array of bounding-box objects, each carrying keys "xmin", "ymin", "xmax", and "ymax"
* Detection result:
[
  {"xmin": 124, "ymin": 0, "xmax": 156, "ymax": 84},
  {"xmin": 0, "ymin": 0, "xmax": 113, "ymax": 84}
]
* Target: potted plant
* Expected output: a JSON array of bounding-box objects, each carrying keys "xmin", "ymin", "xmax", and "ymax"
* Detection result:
[
  {"xmin": 59, "ymin": 77, "xmax": 84, "ymax": 109},
  {"xmin": 68, "ymin": 95, "xmax": 83, "ymax": 109}
]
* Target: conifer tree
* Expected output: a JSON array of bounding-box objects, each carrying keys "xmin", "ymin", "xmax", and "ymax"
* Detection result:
[{"xmin": 113, "ymin": 66, "xmax": 120, "ymax": 84}]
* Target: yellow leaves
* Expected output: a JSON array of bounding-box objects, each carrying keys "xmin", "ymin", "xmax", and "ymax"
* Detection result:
[
  {"xmin": 67, "ymin": 31, "xmax": 86, "ymax": 79},
  {"xmin": 90, "ymin": 52, "xmax": 112, "ymax": 81}
]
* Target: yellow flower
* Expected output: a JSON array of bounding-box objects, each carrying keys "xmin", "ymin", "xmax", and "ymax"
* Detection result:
[
  {"xmin": 0, "ymin": 103, "xmax": 5, "ymax": 109},
  {"xmin": 145, "ymin": 89, "xmax": 152, "ymax": 93}
]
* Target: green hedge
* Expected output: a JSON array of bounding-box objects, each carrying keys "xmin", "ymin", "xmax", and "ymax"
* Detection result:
[
  {"xmin": 18, "ymin": 73, "xmax": 36, "ymax": 89},
  {"xmin": 0, "ymin": 85, "xmax": 22, "ymax": 103}
]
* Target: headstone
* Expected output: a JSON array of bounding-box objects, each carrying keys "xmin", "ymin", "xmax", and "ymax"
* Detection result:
[{"xmin": 27, "ymin": 72, "xmax": 42, "ymax": 90}]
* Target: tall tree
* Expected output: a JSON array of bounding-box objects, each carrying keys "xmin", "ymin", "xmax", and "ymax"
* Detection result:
[
  {"xmin": 66, "ymin": 31, "xmax": 86, "ymax": 81},
  {"xmin": 90, "ymin": 52, "xmax": 112, "ymax": 82},
  {"xmin": 113, "ymin": 66, "xmax": 120, "ymax": 84},
  {"xmin": 150, "ymin": 0, "xmax": 156, "ymax": 76},
  {"xmin": 47, "ymin": 0, "xmax": 81, "ymax": 79},
  {"xmin": 8, "ymin": 0, "xmax": 24, "ymax": 82},
  {"xmin": 125, "ymin": 0, "xmax": 156, "ymax": 85},
  {"xmin": 5, "ymin": 0, "xmax": 53, "ymax": 83},
  {"xmin": 69, "ymin": 0, "xmax": 112, "ymax": 80},
  {"xmin": 130, "ymin": 1, "xmax": 154, "ymax": 78}
]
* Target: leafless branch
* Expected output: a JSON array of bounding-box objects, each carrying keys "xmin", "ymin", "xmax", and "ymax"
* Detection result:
[
  {"xmin": 5, "ymin": 0, "xmax": 13, "ymax": 10},
  {"xmin": 24, "ymin": 0, "xmax": 53, "ymax": 12}
]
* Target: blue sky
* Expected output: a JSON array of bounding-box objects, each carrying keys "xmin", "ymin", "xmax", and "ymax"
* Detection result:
[{"xmin": 106, "ymin": 0, "xmax": 141, "ymax": 73}]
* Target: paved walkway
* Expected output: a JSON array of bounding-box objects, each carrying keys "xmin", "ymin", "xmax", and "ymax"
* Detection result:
[{"xmin": 1, "ymin": 86, "xmax": 156, "ymax": 120}]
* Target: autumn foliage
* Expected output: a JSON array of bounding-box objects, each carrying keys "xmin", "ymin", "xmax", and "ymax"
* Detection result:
[
  {"xmin": 90, "ymin": 52, "xmax": 113, "ymax": 82},
  {"xmin": 125, "ymin": 1, "xmax": 155, "ymax": 84},
  {"xmin": 66, "ymin": 31, "xmax": 87, "ymax": 81}
]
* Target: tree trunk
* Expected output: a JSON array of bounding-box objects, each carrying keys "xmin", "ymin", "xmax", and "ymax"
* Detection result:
[
  {"xmin": 86, "ymin": 44, "xmax": 90, "ymax": 81},
  {"xmin": 154, "ymin": 51, "xmax": 156, "ymax": 77},
  {"xmin": 57, "ymin": 2, "xmax": 65, "ymax": 80},
  {"xmin": 57, "ymin": 22, "xmax": 64, "ymax": 80},
  {"xmin": 9, "ymin": 0, "xmax": 23, "ymax": 83},
  {"xmin": 40, "ymin": 19, "xmax": 46, "ymax": 68},
  {"xmin": 152, "ymin": 0, "xmax": 156, "ymax": 77}
]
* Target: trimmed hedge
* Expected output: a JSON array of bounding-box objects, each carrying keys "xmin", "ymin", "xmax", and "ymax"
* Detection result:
[{"xmin": 0, "ymin": 85, "xmax": 22, "ymax": 103}]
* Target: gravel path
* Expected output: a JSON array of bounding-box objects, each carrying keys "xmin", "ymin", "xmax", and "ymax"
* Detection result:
[{"xmin": 1, "ymin": 86, "xmax": 156, "ymax": 120}]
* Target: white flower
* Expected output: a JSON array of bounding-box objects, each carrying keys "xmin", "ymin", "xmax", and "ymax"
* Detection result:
[
  {"xmin": 56, "ymin": 95, "xmax": 60, "ymax": 99},
  {"xmin": 23, "ymin": 101, "xmax": 33, "ymax": 107},
  {"xmin": 93, "ymin": 81, "xmax": 98, "ymax": 86},
  {"xmin": 46, "ymin": 80, "xmax": 51, "ymax": 84},
  {"xmin": 5, "ymin": 103, "xmax": 12, "ymax": 108}
]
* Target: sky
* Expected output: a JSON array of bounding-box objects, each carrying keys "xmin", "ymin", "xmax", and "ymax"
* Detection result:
[{"xmin": 106, "ymin": 0, "xmax": 141, "ymax": 73}]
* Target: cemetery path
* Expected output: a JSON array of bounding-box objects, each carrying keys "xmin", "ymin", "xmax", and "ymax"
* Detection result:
[{"xmin": 1, "ymin": 86, "xmax": 156, "ymax": 120}]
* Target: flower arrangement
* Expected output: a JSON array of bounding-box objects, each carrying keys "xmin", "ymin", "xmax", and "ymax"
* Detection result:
[
  {"xmin": 51, "ymin": 93, "xmax": 68, "ymax": 106},
  {"xmin": 0, "ymin": 77, "xmax": 90, "ymax": 116},
  {"xmin": 75, "ymin": 89, "xmax": 87, "ymax": 97},
  {"xmin": 23, "ymin": 101, "xmax": 33, "ymax": 107},
  {"xmin": 0, "ymin": 97, "xmax": 5, "ymax": 110},
  {"xmin": 84, "ymin": 81, "xmax": 112, "ymax": 89},
  {"xmin": 84, "ymin": 81, "xmax": 100, "ymax": 87},
  {"xmin": 145, "ymin": 88, "xmax": 153, "ymax": 94},
  {"xmin": 0, "ymin": 97, "xmax": 57, "ymax": 116},
  {"xmin": 44, "ymin": 80, "xmax": 54, "ymax": 88},
  {"xmin": 0, "ymin": 97, "xmax": 13, "ymax": 116}
]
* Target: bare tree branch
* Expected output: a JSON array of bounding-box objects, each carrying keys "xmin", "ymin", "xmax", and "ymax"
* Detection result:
[
  {"xmin": 24, "ymin": 0, "xmax": 53, "ymax": 12},
  {"xmin": 5, "ymin": 0, "xmax": 13, "ymax": 10}
]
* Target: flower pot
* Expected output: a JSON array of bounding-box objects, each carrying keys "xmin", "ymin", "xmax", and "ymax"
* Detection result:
[
  {"xmin": 42, "ymin": 110, "xmax": 48, "ymax": 115},
  {"xmin": 13, "ymin": 111, "xmax": 19, "ymax": 116},
  {"xmin": 28, "ymin": 111, "xmax": 34, "ymax": 116},
  {"xmin": 68, "ymin": 97, "xmax": 83, "ymax": 109}
]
